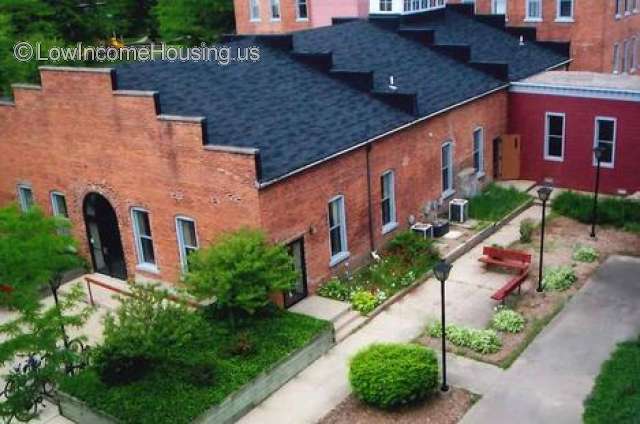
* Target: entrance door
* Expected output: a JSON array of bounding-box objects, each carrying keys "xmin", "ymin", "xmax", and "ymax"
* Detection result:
[
  {"xmin": 284, "ymin": 238, "xmax": 308, "ymax": 308},
  {"xmin": 499, "ymin": 134, "xmax": 522, "ymax": 180},
  {"xmin": 83, "ymin": 193, "xmax": 127, "ymax": 280}
]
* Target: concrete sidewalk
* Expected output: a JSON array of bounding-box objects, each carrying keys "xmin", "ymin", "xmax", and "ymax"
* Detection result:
[
  {"xmin": 461, "ymin": 255, "xmax": 640, "ymax": 424},
  {"xmin": 239, "ymin": 205, "xmax": 544, "ymax": 424}
]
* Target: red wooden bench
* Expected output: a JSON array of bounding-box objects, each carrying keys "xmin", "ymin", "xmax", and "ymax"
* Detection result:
[
  {"xmin": 478, "ymin": 246, "xmax": 532, "ymax": 303},
  {"xmin": 0, "ymin": 284, "xmax": 13, "ymax": 293}
]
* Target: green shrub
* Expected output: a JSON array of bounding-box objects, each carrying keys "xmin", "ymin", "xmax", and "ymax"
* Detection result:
[
  {"xmin": 349, "ymin": 343, "xmax": 438, "ymax": 409},
  {"xmin": 584, "ymin": 337, "xmax": 640, "ymax": 423},
  {"xmin": 469, "ymin": 184, "xmax": 531, "ymax": 222},
  {"xmin": 543, "ymin": 266, "xmax": 577, "ymax": 291},
  {"xmin": 519, "ymin": 218, "xmax": 535, "ymax": 243},
  {"xmin": 491, "ymin": 309, "xmax": 525, "ymax": 333},
  {"xmin": 573, "ymin": 245, "xmax": 599, "ymax": 263},
  {"xmin": 427, "ymin": 322, "xmax": 502, "ymax": 354},
  {"xmin": 317, "ymin": 277, "xmax": 351, "ymax": 301},
  {"xmin": 351, "ymin": 290, "xmax": 379, "ymax": 315},
  {"xmin": 553, "ymin": 191, "xmax": 640, "ymax": 231},
  {"xmin": 387, "ymin": 230, "xmax": 440, "ymax": 275}
]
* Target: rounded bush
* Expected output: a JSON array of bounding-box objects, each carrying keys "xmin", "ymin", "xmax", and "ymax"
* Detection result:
[{"xmin": 349, "ymin": 343, "xmax": 438, "ymax": 409}]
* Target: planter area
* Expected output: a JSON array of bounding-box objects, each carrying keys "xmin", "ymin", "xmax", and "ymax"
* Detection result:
[
  {"xmin": 420, "ymin": 215, "xmax": 640, "ymax": 369},
  {"xmin": 58, "ymin": 311, "xmax": 332, "ymax": 424}
]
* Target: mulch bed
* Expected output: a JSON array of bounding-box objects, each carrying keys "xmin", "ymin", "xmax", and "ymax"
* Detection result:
[
  {"xmin": 420, "ymin": 216, "xmax": 640, "ymax": 368},
  {"xmin": 318, "ymin": 388, "xmax": 477, "ymax": 424}
]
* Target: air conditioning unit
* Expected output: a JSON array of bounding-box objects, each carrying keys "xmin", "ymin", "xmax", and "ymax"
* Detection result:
[{"xmin": 449, "ymin": 198, "xmax": 469, "ymax": 223}]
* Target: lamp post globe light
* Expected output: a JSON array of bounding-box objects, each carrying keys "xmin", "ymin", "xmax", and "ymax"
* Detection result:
[
  {"xmin": 434, "ymin": 260, "xmax": 452, "ymax": 392},
  {"xmin": 537, "ymin": 185, "xmax": 553, "ymax": 293},
  {"xmin": 591, "ymin": 146, "xmax": 606, "ymax": 239}
]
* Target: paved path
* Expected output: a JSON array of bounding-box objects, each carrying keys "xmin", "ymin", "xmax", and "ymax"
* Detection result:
[
  {"xmin": 461, "ymin": 255, "xmax": 640, "ymax": 424},
  {"xmin": 239, "ymin": 205, "xmax": 544, "ymax": 424}
]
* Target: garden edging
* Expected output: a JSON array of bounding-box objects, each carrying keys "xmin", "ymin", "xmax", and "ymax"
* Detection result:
[{"xmin": 57, "ymin": 326, "xmax": 335, "ymax": 424}]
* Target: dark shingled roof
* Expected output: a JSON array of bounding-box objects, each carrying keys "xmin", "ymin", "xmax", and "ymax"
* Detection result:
[{"xmin": 114, "ymin": 6, "xmax": 569, "ymax": 183}]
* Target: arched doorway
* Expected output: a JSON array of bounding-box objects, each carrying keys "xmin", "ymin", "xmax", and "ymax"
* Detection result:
[{"xmin": 83, "ymin": 193, "xmax": 127, "ymax": 280}]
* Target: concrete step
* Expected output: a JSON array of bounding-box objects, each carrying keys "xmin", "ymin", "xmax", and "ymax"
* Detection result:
[{"xmin": 335, "ymin": 311, "xmax": 367, "ymax": 342}]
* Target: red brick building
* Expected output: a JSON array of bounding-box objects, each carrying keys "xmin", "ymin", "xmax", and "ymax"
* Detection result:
[
  {"xmin": 453, "ymin": 0, "xmax": 640, "ymax": 72},
  {"xmin": 509, "ymin": 71, "xmax": 640, "ymax": 195},
  {"xmin": 0, "ymin": 6, "xmax": 568, "ymax": 307}
]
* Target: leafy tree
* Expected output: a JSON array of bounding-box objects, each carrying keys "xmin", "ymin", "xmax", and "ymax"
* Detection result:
[
  {"xmin": 106, "ymin": 0, "xmax": 159, "ymax": 39},
  {"xmin": 153, "ymin": 0, "xmax": 234, "ymax": 45},
  {"xmin": 42, "ymin": 0, "xmax": 108, "ymax": 42},
  {"xmin": 184, "ymin": 229, "xmax": 297, "ymax": 326},
  {"xmin": 0, "ymin": 205, "xmax": 84, "ymax": 310}
]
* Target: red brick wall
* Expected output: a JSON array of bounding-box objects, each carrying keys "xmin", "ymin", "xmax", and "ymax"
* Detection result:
[
  {"xmin": 459, "ymin": 0, "xmax": 640, "ymax": 72},
  {"xmin": 259, "ymin": 90, "xmax": 508, "ymax": 292},
  {"xmin": 509, "ymin": 91, "xmax": 640, "ymax": 194},
  {"xmin": 0, "ymin": 68, "xmax": 261, "ymax": 283},
  {"xmin": 235, "ymin": 0, "xmax": 313, "ymax": 34}
]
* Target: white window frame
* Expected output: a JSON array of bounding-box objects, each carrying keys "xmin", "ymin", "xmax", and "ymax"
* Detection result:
[
  {"xmin": 473, "ymin": 127, "xmax": 485, "ymax": 177},
  {"xmin": 613, "ymin": 43, "xmax": 621, "ymax": 73},
  {"xmin": 296, "ymin": 0, "xmax": 308, "ymax": 20},
  {"xmin": 380, "ymin": 0, "xmax": 393, "ymax": 11},
  {"xmin": 525, "ymin": 0, "xmax": 542, "ymax": 21},
  {"xmin": 544, "ymin": 112, "xmax": 566, "ymax": 162},
  {"xmin": 556, "ymin": 0, "xmax": 574, "ymax": 21},
  {"xmin": 131, "ymin": 207, "xmax": 157, "ymax": 271},
  {"xmin": 616, "ymin": 0, "xmax": 623, "ymax": 17},
  {"xmin": 270, "ymin": 0, "xmax": 281, "ymax": 21},
  {"xmin": 623, "ymin": 39, "xmax": 630, "ymax": 73},
  {"xmin": 50, "ymin": 191, "xmax": 69, "ymax": 218},
  {"xmin": 593, "ymin": 117, "xmax": 617, "ymax": 169},
  {"xmin": 175, "ymin": 216, "xmax": 199, "ymax": 273},
  {"xmin": 327, "ymin": 195, "xmax": 349, "ymax": 266},
  {"xmin": 492, "ymin": 0, "xmax": 507, "ymax": 15},
  {"xmin": 380, "ymin": 170, "xmax": 398, "ymax": 234},
  {"xmin": 441, "ymin": 141, "xmax": 455, "ymax": 198},
  {"xmin": 17, "ymin": 184, "xmax": 34, "ymax": 212},
  {"xmin": 249, "ymin": 0, "xmax": 261, "ymax": 21}
]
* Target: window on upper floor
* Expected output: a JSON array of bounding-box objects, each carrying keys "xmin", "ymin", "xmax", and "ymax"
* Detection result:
[
  {"xmin": 544, "ymin": 112, "xmax": 565, "ymax": 161},
  {"xmin": 623, "ymin": 39, "xmax": 630, "ymax": 73},
  {"xmin": 176, "ymin": 216, "xmax": 198, "ymax": 272},
  {"xmin": 633, "ymin": 37, "xmax": 639, "ymax": 71},
  {"xmin": 328, "ymin": 195, "xmax": 348, "ymax": 265},
  {"xmin": 297, "ymin": 0, "xmax": 308, "ymax": 20},
  {"xmin": 131, "ymin": 208, "xmax": 156, "ymax": 268},
  {"xmin": 473, "ymin": 127, "xmax": 485, "ymax": 176},
  {"xmin": 380, "ymin": 0, "xmax": 393, "ymax": 11},
  {"xmin": 616, "ymin": 0, "xmax": 624, "ymax": 16},
  {"xmin": 380, "ymin": 170, "xmax": 397, "ymax": 233},
  {"xmin": 493, "ymin": 0, "xmax": 506, "ymax": 15},
  {"xmin": 441, "ymin": 141, "xmax": 454, "ymax": 196},
  {"xmin": 557, "ymin": 0, "xmax": 573, "ymax": 20},
  {"xmin": 17, "ymin": 184, "xmax": 34, "ymax": 212},
  {"xmin": 625, "ymin": 0, "xmax": 632, "ymax": 12},
  {"xmin": 249, "ymin": 0, "xmax": 260, "ymax": 21},
  {"xmin": 613, "ymin": 43, "xmax": 621, "ymax": 73},
  {"xmin": 593, "ymin": 118, "xmax": 617, "ymax": 168},
  {"xmin": 50, "ymin": 192, "xmax": 69, "ymax": 218},
  {"xmin": 526, "ymin": 0, "xmax": 542, "ymax": 20},
  {"xmin": 270, "ymin": 0, "xmax": 281, "ymax": 20}
]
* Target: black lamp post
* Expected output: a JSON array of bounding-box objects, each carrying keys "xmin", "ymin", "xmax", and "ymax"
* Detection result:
[
  {"xmin": 434, "ymin": 260, "xmax": 452, "ymax": 392},
  {"xmin": 591, "ymin": 146, "xmax": 606, "ymax": 238},
  {"xmin": 537, "ymin": 185, "xmax": 553, "ymax": 293}
]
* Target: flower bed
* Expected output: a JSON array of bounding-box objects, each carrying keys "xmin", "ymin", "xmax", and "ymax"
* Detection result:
[
  {"xmin": 59, "ymin": 311, "xmax": 330, "ymax": 424},
  {"xmin": 317, "ymin": 231, "xmax": 440, "ymax": 314}
]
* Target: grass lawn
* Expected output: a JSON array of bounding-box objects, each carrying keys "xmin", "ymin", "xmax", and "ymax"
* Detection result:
[
  {"xmin": 553, "ymin": 191, "xmax": 640, "ymax": 233},
  {"xmin": 468, "ymin": 183, "xmax": 531, "ymax": 222},
  {"xmin": 583, "ymin": 337, "xmax": 640, "ymax": 423},
  {"xmin": 59, "ymin": 311, "xmax": 330, "ymax": 424}
]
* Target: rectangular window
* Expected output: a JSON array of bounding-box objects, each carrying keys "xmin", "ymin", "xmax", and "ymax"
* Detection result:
[
  {"xmin": 296, "ymin": 0, "xmax": 308, "ymax": 19},
  {"xmin": 270, "ymin": 0, "xmax": 280, "ymax": 20},
  {"xmin": 493, "ymin": 0, "xmax": 506, "ymax": 14},
  {"xmin": 380, "ymin": 0, "xmax": 393, "ymax": 11},
  {"xmin": 544, "ymin": 112, "xmax": 565, "ymax": 161},
  {"xmin": 50, "ymin": 192, "xmax": 69, "ymax": 218},
  {"xmin": 473, "ymin": 128, "xmax": 485, "ymax": 175},
  {"xmin": 557, "ymin": 0, "xmax": 573, "ymax": 18},
  {"xmin": 441, "ymin": 142, "xmax": 453, "ymax": 195},
  {"xmin": 381, "ymin": 171, "xmax": 397, "ymax": 232},
  {"xmin": 249, "ymin": 0, "xmax": 260, "ymax": 21},
  {"xmin": 616, "ymin": 0, "xmax": 624, "ymax": 15},
  {"xmin": 526, "ymin": 0, "xmax": 541, "ymax": 19},
  {"xmin": 328, "ymin": 196, "xmax": 348, "ymax": 263},
  {"xmin": 594, "ymin": 117, "xmax": 617, "ymax": 167},
  {"xmin": 176, "ymin": 217, "xmax": 198, "ymax": 272},
  {"xmin": 623, "ymin": 39, "xmax": 630, "ymax": 72},
  {"xmin": 132, "ymin": 208, "xmax": 156, "ymax": 267},
  {"xmin": 17, "ymin": 184, "xmax": 34, "ymax": 212},
  {"xmin": 613, "ymin": 43, "xmax": 621, "ymax": 73}
]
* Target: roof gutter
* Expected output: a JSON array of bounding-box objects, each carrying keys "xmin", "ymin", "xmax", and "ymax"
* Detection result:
[{"xmin": 258, "ymin": 83, "xmax": 510, "ymax": 189}]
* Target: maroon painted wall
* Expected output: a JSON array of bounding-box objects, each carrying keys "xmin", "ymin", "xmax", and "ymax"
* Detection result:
[{"xmin": 509, "ymin": 92, "xmax": 640, "ymax": 195}]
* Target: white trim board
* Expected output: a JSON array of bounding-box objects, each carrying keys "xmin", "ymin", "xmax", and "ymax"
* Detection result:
[{"xmin": 510, "ymin": 82, "xmax": 640, "ymax": 102}]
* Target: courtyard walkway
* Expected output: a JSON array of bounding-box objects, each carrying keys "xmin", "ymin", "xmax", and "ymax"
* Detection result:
[
  {"xmin": 239, "ymin": 205, "xmax": 544, "ymax": 424},
  {"xmin": 461, "ymin": 255, "xmax": 640, "ymax": 424}
]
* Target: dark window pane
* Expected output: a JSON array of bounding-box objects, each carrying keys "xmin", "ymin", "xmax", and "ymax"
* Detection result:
[
  {"xmin": 549, "ymin": 116, "xmax": 564, "ymax": 136},
  {"xmin": 382, "ymin": 199, "xmax": 391, "ymax": 225},
  {"xmin": 474, "ymin": 151, "xmax": 480, "ymax": 172},
  {"xmin": 598, "ymin": 120, "xmax": 615, "ymax": 142},
  {"xmin": 180, "ymin": 220, "xmax": 197, "ymax": 247},
  {"xmin": 141, "ymin": 238, "xmax": 155, "ymax": 264},
  {"xmin": 560, "ymin": 0, "xmax": 572, "ymax": 16},
  {"xmin": 330, "ymin": 227, "xmax": 342, "ymax": 255},
  {"xmin": 548, "ymin": 136, "xmax": 563, "ymax": 157},
  {"xmin": 135, "ymin": 211, "xmax": 152, "ymax": 237},
  {"xmin": 54, "ymin": 194, "xmax": 68, "ymax": 217},
  {"xmin": 328, "ymin": 201, "xmax": 340, "ymax": 228},
  {"xmin": 442, "ymin": 168, "xmax": 449, "ymax": 191},
  {"xmin": 598, "ymin": 142, "xmax": 614, "ymax": 163}
]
